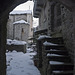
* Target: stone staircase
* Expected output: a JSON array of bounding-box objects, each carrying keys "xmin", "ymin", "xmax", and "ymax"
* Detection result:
[{"xmin": 42, "ymin": 37, "xmax": 74, "ymax": 75}]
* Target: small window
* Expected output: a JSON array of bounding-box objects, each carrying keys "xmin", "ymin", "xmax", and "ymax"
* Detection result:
[
  {"xmin": 22, "ymin": 28, "xmax": 24, "ymax": 33},
  {"xmin": 31, "ymin": 28, "xmax": 33, "ymax": 31}
]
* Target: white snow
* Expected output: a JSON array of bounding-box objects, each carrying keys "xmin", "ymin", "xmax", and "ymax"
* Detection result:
[
  {"xmin": 49, "ymin": 49, "xmax": 58, "ymax": 51},
  {"xmin": 52, "ymin": 71, "xmax": 64, "ymax": 73},
  {"xmin": 6, "ymin": 50, "xmax": 41, "ymax": 75},
  {"xmin": 31, "ymin": 44, "xmax": 36, "ymax": 48},
  {"xmin": 26, "ymin": 48, "xmax": 34, "ymax": 53},
  {"xmin": 7, "ymin": 39, "xmax": 27, "ymax": 45},
  {"xmin": 43, "ymin": 41, "xmax": 58, "ymax": 46},
  {"xmin": 10, "ymin": 10, "xmax": 32, "ymax": 15},
  {"xmin": 47, "ymin": 53, "xmax": 63, "ymax": 56},
  {"xmin": 13, "ymin": 20, "xmax": 29, "ymax": 24},
  {"xmin": 37, "ymin": 35, "xmax": 51, "ymax": 40},
  {"xmin": 49, "ymin": 61, "xmax": 64, "ymax": 65},
  {"xmin": 52, "ymin": 70, "xmax": 73, "ymax": 73}
]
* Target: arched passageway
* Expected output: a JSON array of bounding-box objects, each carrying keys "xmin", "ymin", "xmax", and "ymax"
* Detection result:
[
  {"xmin": 0, "ymin": 0, "xmax": 28, "ymax": 75},
  {"xmin": 0, "ymin": 0, "xmax": 75, "ymax": 75}
]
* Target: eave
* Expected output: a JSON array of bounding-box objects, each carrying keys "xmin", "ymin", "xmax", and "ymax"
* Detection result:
[{"xmin": 33, "ymin": 0, "xmax": 44, "ymax": 18}]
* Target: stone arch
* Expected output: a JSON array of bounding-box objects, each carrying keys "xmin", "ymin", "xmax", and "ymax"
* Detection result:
[{"xmin": 0, "ymin": 0, "xmax": 28, "ymax": 75}]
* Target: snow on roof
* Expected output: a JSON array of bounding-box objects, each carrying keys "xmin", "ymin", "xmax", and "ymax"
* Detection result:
[
  {"xmin": 43, "ymin": 41, "xmax": 58, "ymax": 46},
  {"xmin": 37, "ymin": 35, "xmax": 51, "ymax": 40},
  {"xmin": 13, "ymin": 20, "xmax": 29, "ymax": 25},
  {"xmin": 32, "ymin": 45, "xmax": 36, "ymax": 47},
  {"xmin": 10, "ymin": 10, "xmax": 32, "ymax": 15},
  {"xmin": 7, "ymin": 39, "xmax": 27, "ymax": 45}
]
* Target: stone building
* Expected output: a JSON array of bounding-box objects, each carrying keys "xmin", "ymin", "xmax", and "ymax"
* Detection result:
[
  {"xmin": 34, "ymin": 0, "xmax": 74, "ymax": 60},
  {"xmin": 33, "ymin": 0, "xmax": 75, "ymax": 75},
  {"xmin": 13, "ymin": 20, "xmax": 29, "ymax": 42},
  {"xmin": 7, "ymin": 10, "xmax": 33, "ymax": 43}
]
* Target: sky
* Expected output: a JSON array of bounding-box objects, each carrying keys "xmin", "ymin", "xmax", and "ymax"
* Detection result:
[
  {"xmin": 13, "ymin": 1, "xmax": 39, "ymax": 27},
  {"xmin": 14, "ymin": 1, "xmax": 34, "ymax": 11}
]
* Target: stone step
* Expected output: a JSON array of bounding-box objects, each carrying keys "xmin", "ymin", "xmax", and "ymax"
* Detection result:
[
  {"xmin": 49, "ymin": 61, "xmax": 73, "ymax": 71},
  {"xmin": 52, "ymin": 70, "xmax": 73, "ymax": 75},
  {"xmin": 45, "ymin": 49, "xmax": 68, "ymax": 55},
  {"xmin": 45, "ymin": 37, "xmax": 64, "ymax": 44},
  {"xmin": 44, "ymin": 45, "xmax": 65, "ymax": 50},
  {"xmin": 47, "ymin": 54, "xmax": 71, "ymax": 62}
]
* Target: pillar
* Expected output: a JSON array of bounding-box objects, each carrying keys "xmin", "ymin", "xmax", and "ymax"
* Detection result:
[{"xmin": 0, "ymin": 14, "xmax": 8, "ymax": 75}]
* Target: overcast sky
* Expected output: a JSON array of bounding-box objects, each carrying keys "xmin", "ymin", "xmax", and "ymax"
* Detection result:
[{"xmin": 14, "ymin": 1, "xmax": 34, "ymax": 11}]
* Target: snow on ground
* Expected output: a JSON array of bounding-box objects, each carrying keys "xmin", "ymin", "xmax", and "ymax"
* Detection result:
[{"xmin": 6, "ymin": 49, "xmax": 41, "ymax": 75}]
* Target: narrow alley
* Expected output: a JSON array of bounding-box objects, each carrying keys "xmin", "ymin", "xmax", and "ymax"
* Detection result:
[{"xmin": 6, "ymin": 48, "xmax": 41, "ymax": 75}]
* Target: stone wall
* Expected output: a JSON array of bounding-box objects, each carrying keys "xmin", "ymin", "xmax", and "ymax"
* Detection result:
[
  {"xmin": 61, "ymin": 6, "xmax": 74, "ymax": 62},
  {"xmin": 38, "ymin": 1, "xmax": 49, "ymax": 31},
  {"xmin": 14, "ymin": 14, "xmax": 27, "ymax": 22},
  {"xmin": 7, "ymin": 17, "xmax": 14, "ymax": 39},
  {"xmin": 7, "ymin": 44, "xmax": 26, "ymax": 53},
  {"xmin": 7, "ymin": 14, "xmax": 27, "ymax": 39},
  {"xmin": 7, "ymin": 12, "xmax": 33, "ymax": 42},
  {"xmin": 45, "ymin": 0, "xmax": 74, "ymax": 62},
  {"xmin": 14, "ymin": 23, "xmax": 29, "ymax": 42},
  {"xmin": 34, "ymin": 0, "xmax": 74, "ymax": 64},
  {"xmin": 27, "ymin": 14, "xmax": 33, "ymax": 40},
  {"xmin": 50, "ymin": 4, "xmax": 74, "ymax": 62}
]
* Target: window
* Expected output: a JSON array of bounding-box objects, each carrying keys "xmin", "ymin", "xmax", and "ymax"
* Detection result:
[{"xmin": 22, "ymin": 28, "xmax": 24, "ymax": 33}]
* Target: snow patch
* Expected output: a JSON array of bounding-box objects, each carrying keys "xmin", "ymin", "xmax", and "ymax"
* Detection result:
[
  {"xmin": 37, "ymin": 35, "xmax": 51, "ymax": 40},
  {"xmin": 49, "ymin": 61, "xmax": 64, "ymax": 65},
  {"xmin": 13, "ymin": 20, "xmax": 29, "ymax": 24},
  {"xmin": 52, "ymin": 71, "xmax": 64, "ymax": 73},
  {"xmin": 7, "ymin": 39, "xmax": 27, "ymax": 45},
  {"xmin": 26, "ymin": 48, "xmax": 33, "ymax": 53},
  {"xmin": 43, "ymin": 41, "xmax": 58, "ymax": 46},
  {"xmin": 10, "ymin": 10, "xmax": 32, "ymax": 15},
  {"xmin": 47, "ymin": 53, "xmax": 63, "ymax": 56}
]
